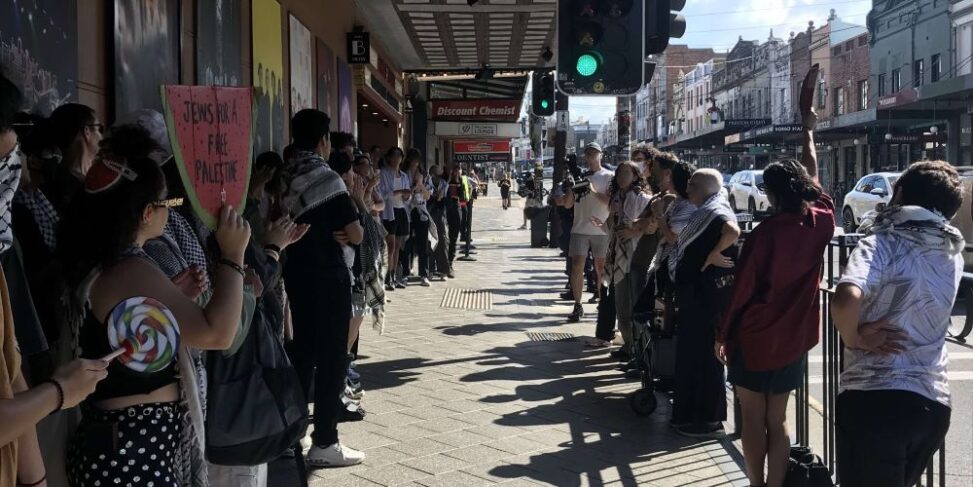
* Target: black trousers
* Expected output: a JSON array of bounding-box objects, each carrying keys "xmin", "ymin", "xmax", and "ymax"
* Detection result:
[
  {"xmin": 430, "ymin": 206, "xmax": 451, "ymax": 275},
  {"xmin": 446, "ymin": 200, "xmax": 463, "ymax": 263},
  {"xmin": 409, "ymin": 208, "xmax": 431, "ymax": 278},
  {"xmin": 285, "ymin": 270, "xmax": 351, "ymax": 447},
  {"xmin": 672, "ymin": 283, "xmax": 727, "ymax": 425},
  {"xmin": 837, "ymin": 390, "xmax": 950, "ymax": 487}
]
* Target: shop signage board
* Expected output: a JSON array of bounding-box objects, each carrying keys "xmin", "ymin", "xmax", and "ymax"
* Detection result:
[
  {"xmin": 453, "ymin": 140, "xmax": 511, "ymax": 153},
  {"xmin": 161, "ymin": 85, "xmax": 254, "ymax": 229},
  {"xmin": 347, "ymin": 31, "xmax": 370, "ymax": 64},
  {"xmin": 877, "ymin": 88, "xmax": 919, "ymax": 109},
  {"xmin": 430, "ymin": 99, "xmax": 521, "ymax": 122},
  {"xmin": 724, "ymin": 118, "xmax": 771, "ymax": 131}
]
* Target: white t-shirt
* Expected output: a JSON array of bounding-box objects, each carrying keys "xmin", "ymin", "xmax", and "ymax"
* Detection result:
[
  {"xmin": 571, "ymin": 168, "xmax": 615, "ymax": 235},
  {"xmin": 392, "ymin": 173, "xmax": 408, "ymax": 209}
]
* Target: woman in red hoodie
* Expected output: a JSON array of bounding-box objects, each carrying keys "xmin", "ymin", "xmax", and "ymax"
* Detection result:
[{"xmin": 715, "ymin": 68, "xmax": 834, "ymax": 487}]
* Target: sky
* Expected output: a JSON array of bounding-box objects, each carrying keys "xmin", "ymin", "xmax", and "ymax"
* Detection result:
[{"xmin": 569, "ymin": 0, "xmax": 872, "ymax": 125}]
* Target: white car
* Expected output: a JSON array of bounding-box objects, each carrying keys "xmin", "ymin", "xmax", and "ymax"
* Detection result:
[
  {"xmin": 727, "ymin": 170, "xmax": 771, "ymax": 214},
  {"xmin": 841, "ymin": 172, "xmax": 900, "ymax": 232}
]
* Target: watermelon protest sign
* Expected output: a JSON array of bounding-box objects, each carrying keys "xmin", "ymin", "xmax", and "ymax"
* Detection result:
[{"xmin": 161, "ymin": 86, "xmax": 254, "ymax": 229}]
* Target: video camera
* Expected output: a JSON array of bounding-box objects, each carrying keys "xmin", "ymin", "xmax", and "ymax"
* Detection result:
[{"xmin": 563, "ymin": 153, "xmax": 592, "ymax": 200}]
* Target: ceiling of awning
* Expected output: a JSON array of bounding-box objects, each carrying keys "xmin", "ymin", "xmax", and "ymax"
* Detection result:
[
  {"xmin": 428, "ymin": 77, "xmax": 529, "ymax": 99},
  {"xmin": 358, "ymin": 0, "xmax": 557, "ymax": 72}
]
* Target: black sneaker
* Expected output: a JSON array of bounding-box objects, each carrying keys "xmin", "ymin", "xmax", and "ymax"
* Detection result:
[
  {"xmin": 559, "ymin": 291, "xmax": 574, "ymax": 301},
  {"xmin": 675, "ymin": 422, "xmax": 725, "ymax": 439},
  {"xmin": 620, "ymin": 359, "xmax": 639, "ymax": 372},
  {"xmin": 609, "ymin": 349, "xmax": 631, "ymax": 362},
  {"xmin": 587, "ymin": 294, "xmax": 600, "ymax": 304},
  {"xmin": 567, "ymin": 304, "xmax": 584, "ymax": 323},
  {"xmin": 338, "ymin": 406, "xmax": 367, "ymax": 423}
]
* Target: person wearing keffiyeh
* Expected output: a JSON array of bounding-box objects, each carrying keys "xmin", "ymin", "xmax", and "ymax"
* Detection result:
[
  {"xmin": 670, "ymin": 169, "xmax": 740, "ymax": 439},
  {"xmin": 280, "ymin": 109, "xmax": 366, "ymax": 468}
]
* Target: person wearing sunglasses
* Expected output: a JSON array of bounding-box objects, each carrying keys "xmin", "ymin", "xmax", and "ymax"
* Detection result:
[
  {"xmin": 43, "ymin": 103, "xmax": 103, "ymax": 215},
  {"xmin": 55, "ymin": 147, "xmax": 250, "ymax": 485}
]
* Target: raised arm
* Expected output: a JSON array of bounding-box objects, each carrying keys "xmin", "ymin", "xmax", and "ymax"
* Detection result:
[{"xmin": 799, "ymin": 65, "xmax": 821, "ymax": 185}]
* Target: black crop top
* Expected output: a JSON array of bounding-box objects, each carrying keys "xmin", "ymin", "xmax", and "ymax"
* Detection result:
[{"xmin": 79, "ymin": 307, "xmax": 179, "ymax": 401}]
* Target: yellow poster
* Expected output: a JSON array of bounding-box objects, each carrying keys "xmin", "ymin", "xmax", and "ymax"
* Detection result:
[{"xmin": 251, "ymin": 0, "xmax": 284, "ymax": 154}]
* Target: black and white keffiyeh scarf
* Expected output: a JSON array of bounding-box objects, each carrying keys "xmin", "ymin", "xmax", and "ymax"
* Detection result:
[
  {"xmin": 669, "ymin": 192, "xmax": 736, "ymax": 280},
  {"xmin": 13, "ymin": 188, "xmax": 58, "ymax": 250},
  {"xmin": 860, "ymin": 205, "xmax": 965, "ymax": 255},
  {"xmin": 0, "ymin": 146, "xmax": 24, "ymax": 254},
  {"xmin": 282, "ymin": 151, "xmax": 348, "ymax": 219}
]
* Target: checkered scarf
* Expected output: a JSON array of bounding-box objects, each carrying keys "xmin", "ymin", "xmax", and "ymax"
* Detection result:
[
  {"xmin": 0, "ymin": 147, "xmax": 24, "ymax": 254},
  {"xmin": 13, "ymin": 188, "xmax": 58, "ymax": 250}
]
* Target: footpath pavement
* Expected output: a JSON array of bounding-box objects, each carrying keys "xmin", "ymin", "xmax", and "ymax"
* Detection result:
[{"xmin": 271, "ymin": 193, "xmax": 749, "ymax": 487}]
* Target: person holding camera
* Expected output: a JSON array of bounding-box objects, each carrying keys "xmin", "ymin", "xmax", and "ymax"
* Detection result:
[{"xmin": 565, "ymin": 142, "xmax": 614, "ymax": 323}]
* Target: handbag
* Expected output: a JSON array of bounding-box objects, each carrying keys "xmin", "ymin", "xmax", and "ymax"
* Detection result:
[{"xmin": 784, "ymin": 446, "xmax": 835, "ymax": 487}]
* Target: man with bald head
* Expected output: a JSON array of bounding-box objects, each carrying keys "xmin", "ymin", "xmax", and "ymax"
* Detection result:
[{"xmin": 669, "ymin": 166, "xmax": 741, "ymax": 438}]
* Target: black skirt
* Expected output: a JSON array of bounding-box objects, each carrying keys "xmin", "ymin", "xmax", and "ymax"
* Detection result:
[{"xmin": 729, "ymin": 351, "xmax": 805, "ymax": 394}]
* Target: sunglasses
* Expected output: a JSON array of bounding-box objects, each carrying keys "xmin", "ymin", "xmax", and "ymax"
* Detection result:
[{"xmin": 153, "ymin": 197, "xmax": 184, "ymax": 209}]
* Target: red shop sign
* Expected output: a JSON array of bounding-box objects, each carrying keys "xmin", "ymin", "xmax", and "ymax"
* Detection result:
[
  {"xmin": 431, "ymin": 99, "xmax": 521, "ymax": 121},
  {"xmin": 453, "ymin": 139, "xmax": 511, "ymax": 153}
]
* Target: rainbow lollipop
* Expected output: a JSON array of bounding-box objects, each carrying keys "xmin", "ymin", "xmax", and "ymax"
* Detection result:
[{"xmin": 107, "ymin": 297, "xmax": 181, "ymax": 374}]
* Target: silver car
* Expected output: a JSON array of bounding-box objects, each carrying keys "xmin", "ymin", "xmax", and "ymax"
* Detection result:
[{"xmin": 727, "ymin": 170, "xmax": 771, "ymax": 214}]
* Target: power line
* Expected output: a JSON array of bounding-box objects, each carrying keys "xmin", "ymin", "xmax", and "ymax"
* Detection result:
[{"xmin": 687, "ymin": 0, "xmax": 870, "ymax": 18}]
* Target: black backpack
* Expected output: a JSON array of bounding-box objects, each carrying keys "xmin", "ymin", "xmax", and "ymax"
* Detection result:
[{"xmin": 205, "ymin": 294, "xmax": 308, "ymax": 465}]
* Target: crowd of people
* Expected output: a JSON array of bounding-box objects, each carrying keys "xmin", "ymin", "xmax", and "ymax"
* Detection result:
[
  {"xmin": 0, "ymin": 67, "xmax": 492, "ymax": 487},
  {"xmin": 546, "ymin": 67, "xmax": 963, "ymax": 487}
]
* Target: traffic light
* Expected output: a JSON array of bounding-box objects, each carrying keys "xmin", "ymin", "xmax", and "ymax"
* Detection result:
[
  {"xmin": 531, "ymin": 71, "xmax": 556, "ymax": 116},
  {"xmin": 556, "ymin": 0, "xmax": 644, "ymax": 96},
  {"xmin": 646, "ymin": 0, "xmax": 687, "ymax": 56}
]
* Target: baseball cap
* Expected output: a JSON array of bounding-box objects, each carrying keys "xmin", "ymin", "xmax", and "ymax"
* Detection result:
[
  {"xmin": 114, "ymin": 109, "xmax": 172, "ymax": 165},
  {"xmin": 584, "ymin": 142, "xmax": 602, "ymax": 153}
]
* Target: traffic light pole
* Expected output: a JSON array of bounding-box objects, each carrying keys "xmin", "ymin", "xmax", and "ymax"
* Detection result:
[{"xmin": 550, "ymin": 91, "xmax": 569, "ymax": 247}]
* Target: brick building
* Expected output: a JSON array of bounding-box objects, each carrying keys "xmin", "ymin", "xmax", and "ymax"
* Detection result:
[{"xmin": 639, "ymin": 45, "xmax": 718, "ymax": 145}]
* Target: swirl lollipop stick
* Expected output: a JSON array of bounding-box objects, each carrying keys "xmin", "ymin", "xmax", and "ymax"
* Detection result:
[{"xmin": 107, "ymin": 297, "xmax": 181, "ymax": 374}]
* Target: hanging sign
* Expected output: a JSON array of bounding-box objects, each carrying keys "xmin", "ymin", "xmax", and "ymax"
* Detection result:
[
  {"xmin": 347, "ymin": 31, "xmax": 370, "ymax": 64},
  {"xmin": 161, "ymin": 85, "xmax": 254, "ymax": 229}
]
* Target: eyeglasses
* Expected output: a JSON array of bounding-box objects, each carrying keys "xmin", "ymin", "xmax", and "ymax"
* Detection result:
[
  {"xmin": 153, "ymin": 197, "xmax": 184, "ymax": 209},
  {"xmin": 87, "ymin": 123, "xmax": 106, "ymax": 134}
]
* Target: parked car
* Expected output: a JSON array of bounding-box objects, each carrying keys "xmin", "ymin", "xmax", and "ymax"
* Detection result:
[
  {"xmin": 726, "ymin": 170, "xmax": 770, "ymax": 214},
  {"xmin": 841, "ymin": 172, "xmax": 900, "ymax": 233}
]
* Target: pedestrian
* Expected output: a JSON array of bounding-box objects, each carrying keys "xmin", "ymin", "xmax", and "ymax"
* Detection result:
[
  {"xmin": 405, "ymin": 154, "xmax": 433, "ymax": 286},
  {"xmin": 280, "ymin": 109, "xmax": 365, "ymax": 467},
  {"xmin": 831, "ymin": 160, "xmax": 964, "ymax": 487},
  {"xmin": 565, "ymin": 142, "xmax": 614, "ymax": 323},
  {"xmin": 670, "ymin": 168, "xmax": 739, "ymax": 438},
  {"xmin": 427, "ymin": 165, "xmax": 452, "ymax": 279},
  {"xmin": 603, "ymin": 161, "xmax": 652, "ymax": 362},
  {"xmin": 446, "ymin": 165, "xmax": 466, "ymax": 267},
  {"xmin": 715, "ymin": 113, "xmax": 833, "ymax": 486},
  {"xmin": 377, "ymin": 147, "xmax": 411, "ymax": 290},
  {"xmin": 499, "ymin": 172, "xmax": 512, "ymax": 210}
]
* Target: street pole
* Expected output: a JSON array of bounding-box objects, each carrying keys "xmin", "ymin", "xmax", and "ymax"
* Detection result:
[
  {"xmin": 617, "ymin": 95, "xmax": 633, "ymax": 162},
  {"xmin": 529, "ymin": 114, "xmax": 544, "ymax": 205},
  {"xmin": 551, "ymin": 91, "xmax": 569, "ymax": 248}
]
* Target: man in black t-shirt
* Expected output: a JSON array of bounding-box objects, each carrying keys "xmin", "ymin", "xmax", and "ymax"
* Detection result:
[{"xmin": 281, "ymin": 109, "xmax": 365, "ymax": 468}]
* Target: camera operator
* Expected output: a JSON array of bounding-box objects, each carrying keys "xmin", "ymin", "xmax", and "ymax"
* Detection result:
[
  {"xmin": 519, "ymin": 171, "xmax": 538, "ymax": 230},
  {"xmin": 565, "ymin": 142, "xmax": 614, "ymax": 322}
]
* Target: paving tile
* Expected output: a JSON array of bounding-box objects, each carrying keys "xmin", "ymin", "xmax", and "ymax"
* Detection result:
[
  {"xmin": 269, "ymin": 201, "xmax": 745, "ymax": 487},
  {"xmin": 354, "ymin": 463, "xmax": 431, "ymax": 486}
]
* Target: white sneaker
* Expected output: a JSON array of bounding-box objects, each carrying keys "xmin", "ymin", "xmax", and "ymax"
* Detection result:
[
  {"xmin": 306, "ymin": 442, "xmax": 365, "ymax": 468},
  {"xmin": 421, "ymin": 277, "xmax": 431, "ymax": 287}
]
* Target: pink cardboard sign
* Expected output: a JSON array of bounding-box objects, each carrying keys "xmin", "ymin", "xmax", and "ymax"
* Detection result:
[{"xmin": 161, "ymin": 85, "xmax": 254, "ymax": 229}]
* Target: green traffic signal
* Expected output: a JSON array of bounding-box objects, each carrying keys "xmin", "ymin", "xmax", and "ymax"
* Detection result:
[
  {"xmin": 541, "ymin": 99, "xmax": 550, "ymax": 109},
  {"xmin": 576, "ymin": 53, "xmax": 598, "ymax": 77}
]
